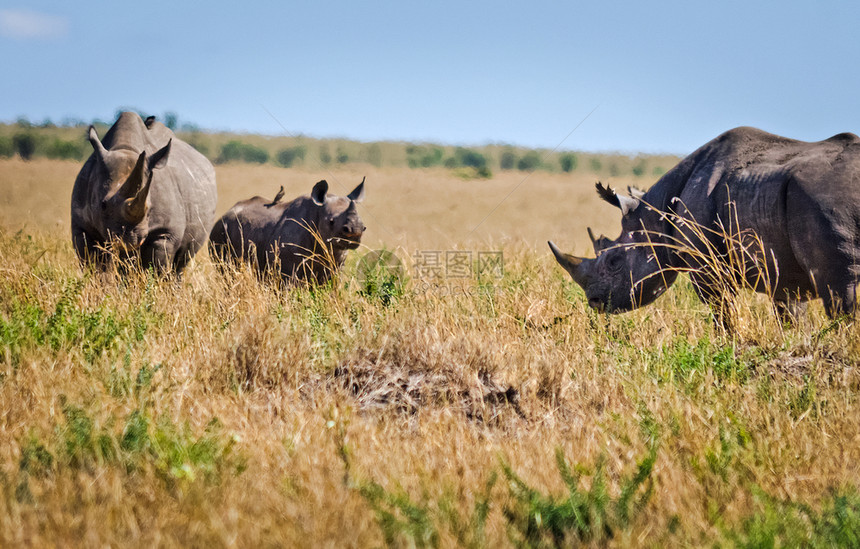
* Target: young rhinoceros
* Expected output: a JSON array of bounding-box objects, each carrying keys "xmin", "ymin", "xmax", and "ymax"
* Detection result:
[{"xmin": 209, "ymin": 178, "xmax": 366, "ymax": 284}]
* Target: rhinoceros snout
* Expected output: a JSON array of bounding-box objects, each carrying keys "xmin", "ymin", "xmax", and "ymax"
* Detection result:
[
  {"xmin": 588, "ymin": 297, "xmax": 605, "ymax": 312},
  {"xmin": 342, "ymin": 224, "xmax": 366, "ymax": 239}
]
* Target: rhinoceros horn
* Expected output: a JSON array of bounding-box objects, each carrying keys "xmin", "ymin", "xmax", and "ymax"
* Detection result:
[
  {"xmin": 587, "ymin": 227, "xmax": 601, "ymax": 247},
  {"xmin": 548, "ymin": 241, "xmax": 588, "ymax": 285},
  {"xmin": 121, "ymin": 151, "xmax": 149, "ymax": 222},
  {"xmin": 121, "ymin": 140, "xmax": 172, "ymax": 223}
]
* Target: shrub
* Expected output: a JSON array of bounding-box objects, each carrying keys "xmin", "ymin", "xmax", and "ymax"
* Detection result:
[
  {"xmin": 589, "ymin": 157, "xmax": 603, "ymax": 172},
  {"xmin": 242, "ymin": 144, "xmax": 269, "ymax": 164},
  {"xmin": 13, "ymin": 132, "xmax": 36, "ymax": 160},
  {"xmin": 217, "ymin": 140, "xmax": 269, "ymax": 164},
  {"xmin": 516, "ymin": 151, "xmax": 541, "ymax": 171},
  {"xmin": 406, "ymin": 145, "xmax": 444, "ymax": 168},
  {"xmin": 162, "ymin": 111, "xmax": 178, "ymax": 130},
  {"xmin": 632, "ymin": 159, "xmax": 647, "ymax": 177},
  {"xmin": 276, "ymin": 145, "xmax": 306, "ymax": 167},
  {"xmin": 727, "ymin": 488, "xmax": 860, "ymax": 547},
  {"xmin": 500, "ymin": 149, "xmax": 517, "ymax": 170},
  {"xmin": 336, "ymin": 147, "xmax": 349, "ymax": 164},
  {"xmin": 319, "ymin": 144, "xmax": 332, "ymax": 165},
  {"xmin": 45, "ymin": 138, "xmax": 86, "ymax": 161},
  {"xmin": 453, "ymin": 147, "xmax": 488, "ymax": 169},
  {"xmin": 0, "ymin": 136, "xmax": 13, "ymax": 158},
  {"xmin": 559, "ymin": 152, "xmax": 578, "ymax": 172},
  {"xmin": 502, "ymin": 445, "xmax": 658, "ymax": 545},
  {"xmin": 218, "ymin": 141, "xmax": 244, "ymax": 163},
  {"xmin": 366, "ymin": 143, "xmax": 382, "ymax": 167}
]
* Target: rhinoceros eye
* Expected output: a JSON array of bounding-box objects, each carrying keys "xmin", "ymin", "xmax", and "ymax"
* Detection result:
[
  {"xmin": 607, "ymin": 254, "xmax": 624, "ymax": 271},
  {"xmin": 101, "ymin": 200, "xmax": 108, "ymax": 211}
]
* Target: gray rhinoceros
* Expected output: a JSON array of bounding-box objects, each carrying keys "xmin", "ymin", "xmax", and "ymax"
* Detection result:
[
  {"xmin": 71, "ymin": 112, "xmax": 217, "ymax": 275},
  {"xmin": 549, "ymin": 126, "xmax": 860, "ymax": 319},
  {"xmin": 208, "ymin": 178, "xmax": 366, "ymax": 284}
]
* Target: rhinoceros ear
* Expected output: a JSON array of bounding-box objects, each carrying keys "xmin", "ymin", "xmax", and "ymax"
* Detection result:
[
  {"xmin": 147, "ymin": 139, "xmax": 172, "ymax": 171},
  {"xmin": 347, "ymin": 176, "xmax": 366, "ymax": 203},
  {"xmin": 88, "ymin": 125, "xmax": 108, "ymax": 163},
  {"xmin": 595, "ymin": 181, "xmax": 639, "ymax": 216},
  {"xmin": 311, "ymin": 180, "xmax": 328, "ymax": 206},
  {"xmin": 627, "ymin": 185, "xmax": 646, "ymax": 200}
]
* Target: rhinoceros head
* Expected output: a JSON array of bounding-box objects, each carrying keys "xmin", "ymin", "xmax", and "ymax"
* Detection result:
[
  {"xmin": 87, "ymin": 125, "xmax": 171, "ymax": 250},
  {"xmin": 549, "ymin": 182, "xmax": 677, "ymax": 313},
  {"xmin": 310, "ymin": 177, "xmax": 366, "ymax": 250}
]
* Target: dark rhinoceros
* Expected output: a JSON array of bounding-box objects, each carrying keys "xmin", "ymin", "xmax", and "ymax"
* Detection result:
[
  {"xmin": 549, "ymin": 126, "xmax": 860, "ymax": 319},
  {"xmin": 208, "ymin": 178, "xmax": 366, "ymax": 284},
  {"xmin": 71, "ymin": 112, "xmax": 217, "ymax": 275}
]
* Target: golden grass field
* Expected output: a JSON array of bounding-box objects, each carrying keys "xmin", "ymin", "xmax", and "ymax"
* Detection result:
[{"xmin": 1, "ymin": 156, "xmax": 859, "ymax": 547}]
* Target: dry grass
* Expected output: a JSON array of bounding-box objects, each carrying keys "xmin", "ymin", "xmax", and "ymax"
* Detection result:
[{"xmin": 1, "ymin": 159, "xmax": 859, "ymax": 547}]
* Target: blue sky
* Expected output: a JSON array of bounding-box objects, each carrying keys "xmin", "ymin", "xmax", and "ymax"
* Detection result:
[{"xmin": 2, "ymin": 1, "xmax": 858, "ymax": 154}]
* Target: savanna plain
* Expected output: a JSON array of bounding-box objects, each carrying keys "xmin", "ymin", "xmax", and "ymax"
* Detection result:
[{"xmin": 1, "ymin": 150, "xmax": 859, "ymax": 547}]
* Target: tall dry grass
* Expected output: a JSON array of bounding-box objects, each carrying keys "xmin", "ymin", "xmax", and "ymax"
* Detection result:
[{"xmin": 0, "ymin": 159, "xmax": 859, "ymax": 546}]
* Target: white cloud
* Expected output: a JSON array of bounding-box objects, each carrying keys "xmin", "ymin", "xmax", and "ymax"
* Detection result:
[{"xmin": 0, "ymin": 9, "xmax": 68, "ymax": 39}]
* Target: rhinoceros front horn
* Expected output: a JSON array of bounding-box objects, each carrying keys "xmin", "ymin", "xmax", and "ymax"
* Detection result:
[
  {"xmin": 548, "ymin": 241, "xmax": 588, "ymax": 285},
  {"xmin": 122, "ymin": 152, "xmax": 151, "ymax": 223}
]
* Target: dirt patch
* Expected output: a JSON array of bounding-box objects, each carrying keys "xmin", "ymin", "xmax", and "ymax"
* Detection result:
[{"xmin": 333, "ymin": 356, "xmax": 525, "ymax": 423}]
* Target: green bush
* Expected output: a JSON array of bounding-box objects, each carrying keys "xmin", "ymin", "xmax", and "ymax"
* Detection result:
[
  {"xmin": 406, "ymin": 145, "xmax": 444, "ymax": 168},
  {"xmin": 632, "ymin": 159, "xmax": 647, "ymax": 177},
  {"xmin": 319, "ymin": 144, "xmax": 332, "ymax": 165},
  {"xmin": 453, "ymin": 147, "xmax": 487, "ymax": 169},
  {"xmin": 217, "ymin": 140, "xmax": 269, "ymax": 164},
  {"xmin": 336, "ymin": 147, "xmax": 349, "ymax": 164},
  {"xmin": 560, "ymin": 152, "xmax": 578, "ymax": 172},
  {"xmin": 516, "ymin": 151, "xmax": 541, "ymax": 171},
  {"xmin": 45, "ymin": 138, "xmax": 86, "ymax": 161},
  {"xmin": 589, "ymin": 157, "xmax": 603, "ymax": 172},
  {"xmin": 727, "ymin": 488, "xmax": 860, "ymax": 547},
  {"xmin": 17, "ymin": 402, "xmax": 245, "ymax": 490},
  {"xmin": 366, "ymin": 143, "xmax": 382, "ymax": 167},
  {"xmin": 276, "ymin": 146, "xmax": 306, "ymax": 167},
  {"xmin": 502, "ymin": 445, "xmax": 658, "ymax": 545},
  {"xmin": 217, "ymin": 141, "xmax": 244, "ymax": 163},
  {"xmin": 162, "ymin": 111, "xmax": 178, "ymax": 130},
  {"xmin": 0, "ymin": 136, "xmax": 13, "ymax": 158},
  {"xmin": 500, "ymin": 149, "xmax": 517, "ymax": 170},
  {"xmin": 13, "ymin": 132, "xmax": 36, "ymax": 160}
]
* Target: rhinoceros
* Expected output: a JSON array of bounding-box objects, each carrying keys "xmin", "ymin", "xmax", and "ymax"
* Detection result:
[
  {"xmin": 208, "ymin": 178, "xmax": 366, "ymax": 284},
  {"xmin": 71, "ymin": 112, "xmax": 217, "ymax": 275},
  {"xmin": 549, "ymin": 126, "xmax": 860, "ymax": 319}
]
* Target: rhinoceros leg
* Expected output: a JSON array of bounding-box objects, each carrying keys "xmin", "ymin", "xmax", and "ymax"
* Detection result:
[
  {"xmin": 72, "ymin": 226, "xmax": 111, "ymax": 271},
  {"xmin": 820, "ymin": 281, "xmax": 857, "ymax": 318},
  {"xmin": 140, "ymin": 236, "xmax": 175, "ymax": 276},
  {"xmin": 773, "ymin": 297, "xmax": 807, "ymax": 324},
  {"xmin": 688, "ymin": 272, "xmax": 737, "ymax": 331}
]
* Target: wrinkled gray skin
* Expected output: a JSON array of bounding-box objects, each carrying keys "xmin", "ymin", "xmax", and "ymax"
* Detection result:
[
  {"xmin": 71, "ymin": 112, "xmax": 217, "ymax": 275},
  {"xmin": 550, "ymin": 126, "xmax": 860, "ymax": 318},
  {"xmin": 209, "ymin": 178, "xmax": 366, "ymax": 284}
]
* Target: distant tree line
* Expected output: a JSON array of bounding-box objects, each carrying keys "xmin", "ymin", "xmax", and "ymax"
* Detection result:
[{"xmin": 1, "ymin": 112, "xmax": 674, "ymax": 178}]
